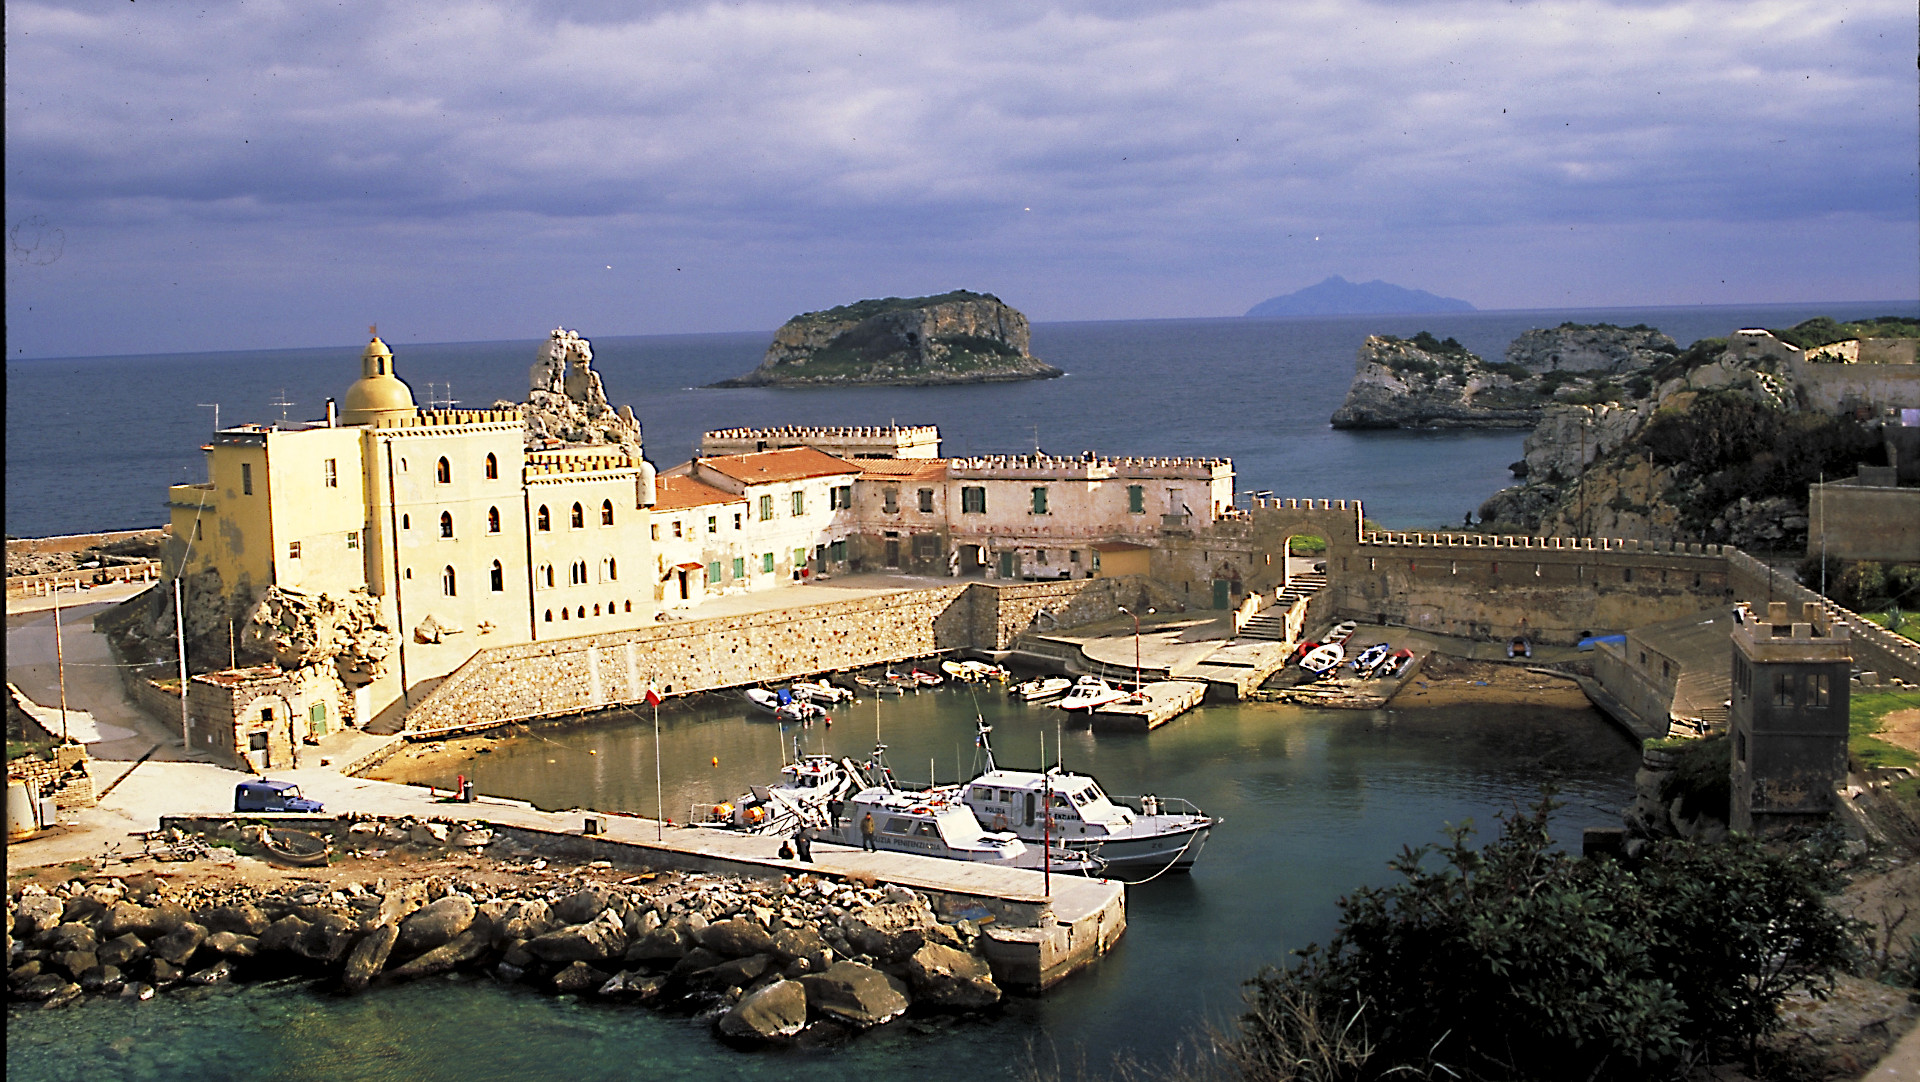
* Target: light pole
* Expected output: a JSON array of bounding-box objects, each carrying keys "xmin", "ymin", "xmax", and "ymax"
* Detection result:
[{"xmin": 1118, "ymin": 606, "xmax": 1154, "ymax": 697}]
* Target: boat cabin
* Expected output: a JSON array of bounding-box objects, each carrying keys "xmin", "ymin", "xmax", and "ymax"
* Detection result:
[
  {"xmin": 958, "ymin": 769, "xmax": 1135, "ymax": 840},
  {"xmin": 842, "ymin": 786, "xmax": 1028, "ymax": 863}
]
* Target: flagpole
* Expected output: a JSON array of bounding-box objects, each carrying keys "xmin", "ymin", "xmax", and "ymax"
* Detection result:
[{"xmin": 654, "ymin": 699, "xmax": 663, "ymax": 841}]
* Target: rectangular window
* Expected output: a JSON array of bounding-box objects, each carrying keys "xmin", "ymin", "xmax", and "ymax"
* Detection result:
[
  {"xmin": 708, "ymin": 516, "xmax": 718, "ymax": 534},
  {"xmin": 961, "ymin": 486, "xmax": 986, "ymax": 514},
  {"xmin": 1127, "ymin": 484, "xmax": 1145, "ymax": 513},
  {"xmin": 792, "ymin": 490, "xmax": 805, "ymax": 516},
  {"xmin": 731, "ymin": 556, "xmax": 746, "ymax": 579},
  {"xmin": 324, "ymin": 458, "xmax": 338, "ymax": 488},
  {"xmin": 650, "ymin": 524, "xmax": 660, "ymax": 541},
  {"xmin": 287, "ymin": 541, "xmax": 301, "ymax": 560},
  {"xmin": 733, "ymin": 513, "xmax": 743, "ymax": 530},
  {"xmin": 1810, "ymin": 673, "xmax": 1830, "ymax": 707},
  {"xmin": 673, "ymin": 520, "xmax": 683, "ymax": 539},
  {"xmin": 882, "ymin": 487, "xmax": 899, "ymax": 513},
  {"xmin": 1031, "ymin": 487, "xmax": 1048, "ymax": 515},
  {"xmin": 761, "ymin": 552, "xmax": 775, "ymax": 574},
  {"xmin": 241, "ymin": 463, "xmax": 253, "ymax": 495},
  {"xmin": 793, "ymin": 547, "xmax": 807, "ymax": 568},
  {"xmin": 918, "ymin": 488, "xmax": 934, "ymax": 513},
  {"xmin": 1774, "ymin": 672, "xmax": 1796, "ymax": 708},
  {"xmin": 346, "ymin": 530, "xmax": 359, "ymax": 550},
  {"xmin": 707, "ymin": 560, "xmax": 722, "ymax": 582},
  {"xmin": 830, "ymin": 539, "xmax": 848, "ymax": 561},
  {"xmin": 759, "ymin": 494, "xmax": 774, "ymax": 521},
  {"xmin": 829, "ymin": 485, "xmax": 853, "ymax": 510}
]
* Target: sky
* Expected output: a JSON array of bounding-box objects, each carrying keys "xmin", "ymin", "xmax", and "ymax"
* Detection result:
[{"xmin": 5, "ymin": 0, "xmax": 1916, "ymax": 360}]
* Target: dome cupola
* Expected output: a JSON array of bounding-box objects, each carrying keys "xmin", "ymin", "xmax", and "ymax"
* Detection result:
[{"xmin": 341, "ymin": 333, "xmax": 416, "ymax": 426}]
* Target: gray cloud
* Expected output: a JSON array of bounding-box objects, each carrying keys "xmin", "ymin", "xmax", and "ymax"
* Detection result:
[{"xmin": 5, "ymin": 0, "xmax": 1915, "ymax": 357}]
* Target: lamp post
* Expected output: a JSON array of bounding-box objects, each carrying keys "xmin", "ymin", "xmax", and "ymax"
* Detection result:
[{"xmin": 1118, "ymin": 606, "xmax": 1154, "ymax": 697}]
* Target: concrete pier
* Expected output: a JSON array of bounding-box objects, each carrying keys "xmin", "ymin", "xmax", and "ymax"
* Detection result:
[{"xmin": 1090, "ymin": 680, "xmax": 1208, "ymax": 731}]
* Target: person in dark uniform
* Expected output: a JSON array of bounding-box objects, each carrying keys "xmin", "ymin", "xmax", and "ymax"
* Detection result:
[
  {"xmin": 795, "ymin": 824, "xmax": 814, "ymax": 863},
  {"xmin": 860, "ymin": 812, "xmax": 878, "ymax": 851}
]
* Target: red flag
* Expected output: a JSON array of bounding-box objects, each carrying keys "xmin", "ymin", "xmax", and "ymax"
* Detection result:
[{"xmin": 645, "ymin": 681, "xmax": 662, "ymax": 707}]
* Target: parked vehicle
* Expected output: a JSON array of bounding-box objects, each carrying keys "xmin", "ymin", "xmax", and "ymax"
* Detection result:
[{"xmin": 233, "ymin": 779, "xmax": 324, "ymax": 813}]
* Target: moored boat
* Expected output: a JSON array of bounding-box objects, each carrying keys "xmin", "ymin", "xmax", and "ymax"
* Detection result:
[
  {"xmin": 908, "ymin": 668, "xmax": 944, "ymax": 687},
  {"xmin": 838, "ymin": 781, "xmax": 1103, "ymax": 874},
  {"xmin": 1350, "ymin": 642, "xmax": 1391, "ymax": 675},
  {"xmin": 1052, "ymin": 676, "xmax": 1127, "ymax": 711},
  {"xmin": 1010, "ymin": 675, "xmax": 1072, "ymax": 701},
  {"xmin": 790, "ymin": 680, "xmax": 854, "ymax": 704},
  {"xmin": 703, "ymin": 752, "xmax": 868, "ymax": 835},
  {"xmin": 1300, "ymin": 642, "xmax": 1345, "ymax": 676},
  {"xmin": 959, "ymin": 660, "xmax": 1010, "ymax": 681}
]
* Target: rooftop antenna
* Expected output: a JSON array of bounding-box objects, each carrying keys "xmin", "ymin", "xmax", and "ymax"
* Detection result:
[
  {"xmin": 198, "ymin": 402, "xmax": 220, "ymax": 433},
  {"xmin": 268, "ymin": 390, "xmax": 295, "ymax": 427}
]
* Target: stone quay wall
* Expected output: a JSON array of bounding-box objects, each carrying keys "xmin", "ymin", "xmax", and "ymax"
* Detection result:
[
  {"xmin": 1326, "ymin": 532, "xmax": 1735, "ymax": 646},
  {"xmin": 402, "ymin": 577, "xmax": 1163, "ymax": 734}
]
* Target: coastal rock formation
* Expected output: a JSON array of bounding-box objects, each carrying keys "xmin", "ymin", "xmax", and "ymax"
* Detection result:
[
  {"xmin": 1329, "ymin": 333, "xmax": 1539, "ymax": 429},
  {"xmin": 495, "ymin": 328, "xmax": 642, "ymax": 452},
  {"xmin": 7, "ymin": 816, "xmax": 1003, "ymax": 1051},
  {"xmin": 1505, "ymin": 323, "xmax": 1677, "ymax": 374},
  {"xmin": 241, "ymin": 586, "xmax": 393, "ymax": 686},
  {"xmin": 713, "ymin": 291, "xmax": 1063, "ymax": 387}
]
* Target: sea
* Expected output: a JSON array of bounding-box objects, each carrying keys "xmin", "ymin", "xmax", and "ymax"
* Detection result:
[{"xmin": 6, "ymin": 300, "xmax": 1915, "ymax": 1081}]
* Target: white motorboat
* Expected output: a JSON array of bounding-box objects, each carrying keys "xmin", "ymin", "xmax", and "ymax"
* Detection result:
[
  {"xmin": 745, "ymin": 687, "xmax": 829, "ymax": 722},
  {"xmin": 938, "ymin": 722, "xmax": 1217, "ymax": 876},
  {"xmin": 743, "ymin": 687, "xmax": 782, "ymax": 714},
  {"xmin": 940, "ymin": 660, "xmax": 982, "ymax": 682},
  {"xmin": 702, "ymin": 752, "xmax": 868, "ymax": 835},
  {"xmin": 908, "ymin": 668, "xmax": 944, "ymax": 687},
  {"xmin": 789, "ymin": 680, "xmax": 854, "ymax": 705},
  {"xmin": 1300, "ymin": 642, "xmax": 1345, "ymax": 676},
  {"xmin": 839, "ymin": 781, "xmax": 1102, "ymax": 874},
  {"xmin": 1350, "ymin": 642, "xmax": 1391, "ymax": 675},
  {"xmin": 959, "ymin": 660, "xmax": 1010, "ymax": 681},
  {"xmin": 1052, "ymin": 676, "xmax": 1127, "ymax": 711},
  {"xmin": 1010, "ymin": 675, "xmax": 1073, "ymax": 701}
]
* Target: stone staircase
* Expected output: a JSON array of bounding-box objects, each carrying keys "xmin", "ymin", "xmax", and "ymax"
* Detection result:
[{"xmin": 1239, "ymin": 571, "xmax": 1327, "ymax": 642}]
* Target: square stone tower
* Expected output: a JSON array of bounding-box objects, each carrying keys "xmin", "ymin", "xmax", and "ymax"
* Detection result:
[{"xmin": 1729, "ymin": 600, "xmax": 1852, "ymax": 833}]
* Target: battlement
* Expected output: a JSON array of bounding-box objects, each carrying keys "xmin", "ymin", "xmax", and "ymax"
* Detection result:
[
  {"xmin": 704, "ymin": 425, "xmax": 939, "ymax": 441},
  {"xmin": 374, "ymin": 409, "xmax": 522, "ymax": 429},
  {"xmin": 700, "ymin": 424, "xmax": 942, "ymax": 459},
  {"xmin": 947, "ymin": 453, "xmax": 1230, "ymax": 477},
  {"xmin": 526, "ymin": 450, "xmax": 640, "ymax": 477},
  {"xmin": 1250, "ymin": 498, "xmax": 1360, "ymax": 512},
  {"xmin": 1358, "ymin": 531, "xmax": 1727, "ymax": 556}
]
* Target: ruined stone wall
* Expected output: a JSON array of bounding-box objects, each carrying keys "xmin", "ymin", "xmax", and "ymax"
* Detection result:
[{"xmin": 1325, "ymin": 533, "xmax": 1733, "ymax": 645}]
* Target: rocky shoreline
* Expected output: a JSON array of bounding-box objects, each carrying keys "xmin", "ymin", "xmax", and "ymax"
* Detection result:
[{"xmin": 7, "ymin": 815, "xmax": 1004, "ymax": 1048}]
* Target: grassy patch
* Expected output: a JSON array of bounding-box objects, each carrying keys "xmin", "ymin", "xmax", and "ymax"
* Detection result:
[
  {"xmin": 1850, "ymin": 689, "xmax": 1919, "ymax": 772},
  {"xmin": 1861, "ymin": 611, "xmax": 1919, "ymax": 643},
  {"xmin": 793, "ymin": 289, "xmax": 999, "ymax": 324},
  {"xmin": 1288, "ymin": 535, "xmax": 1327, "ymax": 555}
]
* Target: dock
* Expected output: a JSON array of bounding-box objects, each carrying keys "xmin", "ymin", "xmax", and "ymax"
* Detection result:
[{"xmin": 1089, "ymin": 680, "xmax": 1208, "ymax": 731}]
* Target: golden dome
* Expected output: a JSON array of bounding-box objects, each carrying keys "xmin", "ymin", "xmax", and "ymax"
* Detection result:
[{"xmin": 341, "ymin": 335, "xmax": 416, "ymax": 425}]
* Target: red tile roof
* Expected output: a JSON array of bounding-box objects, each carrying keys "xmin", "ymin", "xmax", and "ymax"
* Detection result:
[
  {"xmin": 856, "ymin": 458, "xmax": 948, "ymax": 482},
  {"xmin": 654, "ymin": 475, "xmax": 745, "ymax": 511},
  {"xmin": 697, "ymin": 447, "xmax": 861, "ymax": 485}
]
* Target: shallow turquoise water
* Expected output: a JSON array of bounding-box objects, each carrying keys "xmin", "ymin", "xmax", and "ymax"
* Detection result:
[{"xmin": 9, "ymin": 693, "xmax": 1639, "ymax": 1080}]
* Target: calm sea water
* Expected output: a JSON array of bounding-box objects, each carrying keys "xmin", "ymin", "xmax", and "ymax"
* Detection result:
[
  {"xmin": 8, "ymin": 302, "xmax": 1913, "ymax": 538},
  {"xmin": 9, "ymin": 691, "xmax": 1640, "ymax": 1081}
]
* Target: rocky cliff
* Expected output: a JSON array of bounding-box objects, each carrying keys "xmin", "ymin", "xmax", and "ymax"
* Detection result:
[
  {"xmin": 713, "ymin": 291, "xmax": 1062, "ymax": 388},
  {"xmin": 1505, "ymin": 323, "xmax": 1677, "ymax": 374},
  {"xmin": 493, "ymin": 328, "xmax": 643, "ymax": 453},
  {"xmin": 1328, "ymin": 332, "xmax": 1540, "ymax": 428}
]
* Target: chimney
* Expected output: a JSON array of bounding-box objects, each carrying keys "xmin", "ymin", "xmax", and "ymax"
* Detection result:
[{"xmin": 325, "ymin": 398, "xmax": 338, "ymax": 428}]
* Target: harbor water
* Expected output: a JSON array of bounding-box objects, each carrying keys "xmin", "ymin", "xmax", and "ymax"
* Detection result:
[{"xmin": 9, "ymin": 688, "xmax": 1640, "ymax": 1080}]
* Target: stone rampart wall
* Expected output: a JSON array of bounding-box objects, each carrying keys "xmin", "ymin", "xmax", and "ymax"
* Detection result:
[
  {"xmin": 1725, "ymin": 550, "xmax": 1920, "ymax": 684},
  {"xmin": 1806, "ymin": 483, "xmax": 1920, "ymax": 563},
  {"xmin": 1787, "ymin": 358, "xmax": 1920, "ymax": 412}
]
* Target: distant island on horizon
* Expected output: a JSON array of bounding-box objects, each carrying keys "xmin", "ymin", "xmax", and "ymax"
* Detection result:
[{"xmin": 1246, "ymin": 276, "xmax": 1476, "ymax": 318}]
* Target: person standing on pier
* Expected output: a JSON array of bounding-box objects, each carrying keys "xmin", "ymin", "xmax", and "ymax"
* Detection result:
[
  {"xmin": 860, "ymin": 812, "xmax": 877, "ymax": 851},
  {"xmin": 795, "ymin": 824, "xmax": 814, "ymax": 863}
]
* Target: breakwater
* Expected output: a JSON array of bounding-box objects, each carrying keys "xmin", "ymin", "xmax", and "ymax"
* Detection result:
[{"xmin": 7, "ymin": 814, "xmax": 1014, "ymax": 1047}]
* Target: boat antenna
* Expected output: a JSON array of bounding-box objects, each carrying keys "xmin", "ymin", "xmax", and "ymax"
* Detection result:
[{"xmin": 973, "ymin": 715, "xmax": 996, "ymax": 776}]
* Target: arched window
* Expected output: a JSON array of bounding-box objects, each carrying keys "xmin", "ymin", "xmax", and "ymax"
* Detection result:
[
  {"xmin": 593, "ymin": 604, "xmax": 601, "ymax": 616},
  {"xmin": 487, "ymin": 507, "xmax": 501, "ymax": 533},
  {"xmin": 571, "ymin": 502, "xmax": 585, "ymax": 529},
  {"xmin": 607, "ymin": 557, "xmax": 618, "ymax": 581},
  {"xmin": 537, "ymin": 505, "xmax": 550, "ymax": 531},
  {"xmin": 490, "ymin": 560, "xmax": 504, "ymax": 592},
  {"xmin": 576, "ymin": 606, "xmax": 585, "ymax": 620},
  {"xmin": 543, "ymin": 565, "xmax": 555, "ymax": 588},
  {"xmin": 601, "ymin": 499, "xmax": 614, "ymax": 526},
  {"xmin": 442, "ymin": 565, "xmax": 456, "ymax": 596},
  {"xmin": 544, "ymin": 609, "xmax": 553, "ymax": 623},
  {"xmin": 485, "ymin": 453, "xmax": 498, "ymax": 480},
  {"xmin": 623, "ymin": 600, "xmax": 632, "ymax": 613},
  {"xmin": 436, "ymin": 457, "xmax": 451, "ymax": 484},
  {"xmin": 561, "ymin": 608, "xmax": 569, "ymax": 620},
  {"xmin": 401, "ymin": 514, "xmax": 411, "ymax": 530},
  {"xmin": 439, "ymin": 511, "xmax": 453, "ymax": 538}
]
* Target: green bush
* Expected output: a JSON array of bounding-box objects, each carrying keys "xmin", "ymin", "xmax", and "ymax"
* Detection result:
[{"xmin": 1232, "ymin": 792, "xmax": 1857, "ymax": 1081}]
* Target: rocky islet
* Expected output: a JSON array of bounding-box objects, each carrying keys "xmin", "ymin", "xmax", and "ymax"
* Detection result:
[
  {"xmin": 6, "ymin": 816, "xmax": 1003, "ymax": 1049},
  {"xmin": 714, "ymin": 290, "xmax": 1063, "ymax": 387}
]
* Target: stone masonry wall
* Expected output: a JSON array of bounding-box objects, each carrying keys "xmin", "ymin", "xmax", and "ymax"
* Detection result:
[{"xmin": 1725, "ymin": 550, "xmax": 1920, "ymax": 685}]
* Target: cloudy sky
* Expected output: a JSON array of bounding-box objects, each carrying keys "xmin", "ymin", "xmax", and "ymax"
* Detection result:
[{"xmin": 5, "ymin": 0, "xmax": 1914, "ymax": 359}]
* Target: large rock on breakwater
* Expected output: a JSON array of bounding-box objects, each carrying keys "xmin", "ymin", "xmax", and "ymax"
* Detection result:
[
  {"xmin": 6, "ymin": 818, "xmax": 1003, "ymax": 1052},
  {"xmin": 713, "ymin": 290, "xmax": 1063, "ymax": 387}
]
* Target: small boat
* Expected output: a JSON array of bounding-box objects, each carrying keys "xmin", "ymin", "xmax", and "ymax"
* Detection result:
[
  {"xmin": 789, "ymin": 680, "xmax": 854, "ymax": 704},
  {"xmin": 959, "ymin": 660, "xmax": 1010, "ymax": 681},
  {"xmin": 260, "ymin": 828, "xmax": 330, "ymax": 868},
  {"xmin": 775, "ymin": 701, "xmax": 829, "ymax": 724},
  {"xmin": 1300, "ymin": 642, "xmax": 1345, "ymax": 677},
  {"xmin": 1507, "ymin": 637, "xmax": 1532, "ymax": 659},
  {"xmin": 1290, "ymin": 639, "xmax": 1321, "ymax": 664},
  {"xmin": 704, "ymin": 752, "xmax": 868, "ymax": 836},
  {"xmin": 882, "ymin": 669, "xmax": 920, "ymax": 690},
  {"xmin": 1325, "ymin": 621, "xmax": 1358, "ymax": 645},
  {"xmin": 840, "ymin": 778, "xmax": 1103, "ymax": 874},
  {"xmin": 1350, "ymin": 642, "xmax": 1391, "ymax": 675},
  {"xmin": 854, "ymin": 675, "xmax": 906, "ymax": 695},
  {"xmin": 1011, "ymin": 675, "xmax": 1073, "ymax": 701},
  {"xmin": 744, "ymin": 687, "xmax": 783, "ymax": 714},
  {"xmin": 1052, "ymin": 676, "xmax": 1127, "ymax": 712},
  {"xmin": 1382, "ymin": 649, "xmax": 1416, "ymax": 678},
  {"xmin": 909, "ymin": 668, "xmax": 944, "ymax": 687},
  {"xmin": 940, "ymin": 660, "xmax": 982, "ymax": 682}
]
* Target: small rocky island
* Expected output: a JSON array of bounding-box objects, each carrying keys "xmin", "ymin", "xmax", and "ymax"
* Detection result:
[
  {"xmin": 1329, "ymin": 324, "xmax": 1678, "ymax": 429},
  {"xmin": 713, "ymin": 291, "xmax": 1062, "ymax": 388}
]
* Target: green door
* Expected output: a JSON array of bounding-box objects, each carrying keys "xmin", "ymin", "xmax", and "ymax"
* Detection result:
[
  {"xmin": 1212, "ymin": 579, "xmax": 1231, "ymax": 609},
  {"xmin": 999, "ymin": 551, "xmax": 1019, "ymax": 579}
]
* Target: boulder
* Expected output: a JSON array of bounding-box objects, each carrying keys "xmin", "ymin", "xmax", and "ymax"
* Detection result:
[
  {"xmin": 149, "ymin": 958, "xmax": 183, "ymax": 984},
  {"xmin": 717, "ymin": 979, "xmax": 809, "ymax": 1042},
  {"xmin": 623, "ymin": 907, "xmax": 661, "ymax": 939},
  {"xmin": 384, "ymin": 928, "xmax": 488, "ymax": 982},
  {"xmin": 770, "ymin": 926, "xmax": 828, "ymax": 966},
  {"xmin": 341, "ymin": 923, "xmax": 398, "ymax": 993},
  {"xmin": 668, "ymin": 947, "xmax": 726, "ymax": 982},
  {"xmin": 492, "ymin": 899, "xmax": 555, "ymax": 943},
  {"xmin": 204, "ymin": 932, "xmax": 258, "ymax": 959},
  {"xmin": 147, "ymin": 901, "xmax": 192, "ymax": 936},
  {"xmin": 409, "ymin": 821, "xmax": 450, "ymax": 845},
  {"xmin": 62, "ymin": 895, "xmax": 108, "ymax": 926},
  {"xmin": 624, "ymin": 921, "xmax": 693, "ymax": 964},
  {"xmin": 691, "ymin": 952, "xmax": 772, "ymax": 992},
  {"xmin": 259, "ymin": 915, "xmax": 313, "ymax": 955},
  {"xmin": 550, "ymin": 961, "xmax": 604, "ymax": 994},
  {"xmin": 79, "ymin": 964, "xmax": 123, "ymax": 994},
  {"xmin": 184, "ymin": 960, "xmax": 236, "ymax": 985},
  {"xmin": 14, "ymin": 972, "xmax": 72, "ymax": 1001},
  {"xmin": 397, "ymin": 896, "xmax": 475, "ymax": 953},
  {"xmin": 99, "ymin": 902, "xmax": 165, "ymax": 939},
  {"xmin": 52, "ymin": 950, "xmax": 98, "ymax": 980},
  {"xmin": 199, "ymin": 903, "xmax": 271, "ymax": 937},
  {"xmin": 903, "ymin": 943, "xmax": 1001, "ymax": 1009},
  {"xmin": 96, "ymin": 932, "xmax": 148, "ymax": 968},
  {"xmin": 449, "ymin": 828, "xmax": 493, "ymax": 848},
  {"xmin": 294, "ymin": 912, "xmax": 358, "ymax": 963},
  {"xmin": 799, "ymin": 961, "xmax": 911, "ymax": 1028},
  {"xmin": 841, "ymin": 903, "xmax": 933, "ymax": 962},
  {"xmin": 41, "ymin": 922, "xmax": 98, "ymax": 954},
  {"xmin": 13, "ymin": 896, "xmax": 65, "ymax": 939},
  {"xmin": 551, "ymin": 885, "xmax": 618, "ymax": 926},
  {"xmin": 698, "ymin": 917, "xmax": 775, "ymax": 958},
  {"xmin": 376, "ymin": 880, "xmax": 429, "ymax": 927},
  {"xmin": 149, "ymin": 922, "xmax": 207, "ymax": 966},
  {"xmin": 597, "ymin": 970, "xmax": 665, "ymax": 1000},
  {"xmin": 527, "ymin": 911, "xmax": 625, "ymax": 964}
]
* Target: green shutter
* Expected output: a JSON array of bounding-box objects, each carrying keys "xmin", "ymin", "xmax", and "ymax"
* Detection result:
[
  {"xmin": 732, "ymin": 557, "xmax": 745, "ymax": 579},
  {"xmin": 762, "ymin": 552, "xmax": 775, "ymax": 573},
  {"xmin": 1031, "ymin": 487, "xmax": 1048, "ymax": 514},
  {"xmin": 1128, "ymin": 485, "xmax": 1144, "ymax": 513},
  {"xmin": 707, "ymin": 560, "xmax": 721, "ymax": 582}
]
